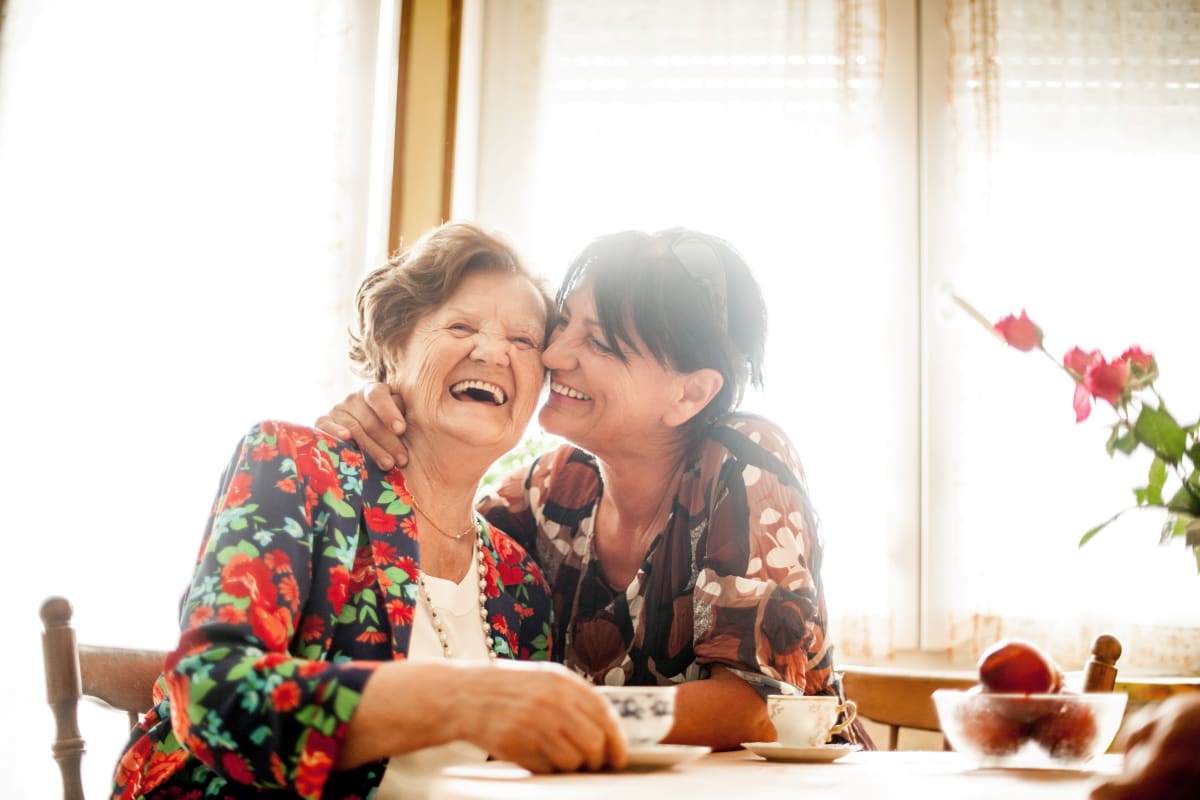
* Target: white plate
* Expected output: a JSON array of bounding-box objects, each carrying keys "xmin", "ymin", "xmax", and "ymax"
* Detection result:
[
  {"xmin": 624, "ymin": 744, "xmax": 712, "ymax": 770},
  {"xmin": 741, "ymin": 742, "xmax": 862, "ymax": 763}
]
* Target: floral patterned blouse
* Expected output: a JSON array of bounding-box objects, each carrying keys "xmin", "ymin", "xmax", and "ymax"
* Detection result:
[
  {"xmin": 479, "ymin": 413, "xmax": 838, "ymax": 697},
  {"xmin": 111, "ymin": 421, "xmax": 551, "ymax": 800}
]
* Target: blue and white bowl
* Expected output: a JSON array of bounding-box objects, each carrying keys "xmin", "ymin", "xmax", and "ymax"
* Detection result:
[{"xmin": 597, "ymin": 685, "xmax": 677, "ymax": 747}]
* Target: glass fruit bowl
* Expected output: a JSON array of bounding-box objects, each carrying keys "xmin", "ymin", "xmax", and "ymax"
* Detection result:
[{"xmin": 933, "ymin": 689, "xmax": 1127, "ymax": 768}]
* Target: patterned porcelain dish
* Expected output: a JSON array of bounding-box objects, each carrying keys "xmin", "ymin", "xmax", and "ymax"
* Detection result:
[
  {"xmin": 597, "ymin": 686, "xmax": 677, "ymax": 747},
  {"xmin": 933, "ymin": 689, "xmax": 1127, "ymax": 769}
]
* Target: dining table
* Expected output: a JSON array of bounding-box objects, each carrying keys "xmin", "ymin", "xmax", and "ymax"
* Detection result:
[{"xmin": 428, "ymin": 747, "xmax": 1123, "ymax": 799}]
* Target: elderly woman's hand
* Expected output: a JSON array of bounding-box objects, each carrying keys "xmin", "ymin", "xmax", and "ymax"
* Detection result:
[
  {"xmin": 462, "ymin": 661, "xmax": 629, "ymax": 773},
  {"xmin": 316, "ymin": 383, "xmax": 410, "ymax": 470},
  {"xmin": 1090, "ymin": 694, "xmax": 1200, "ymax": 800}
]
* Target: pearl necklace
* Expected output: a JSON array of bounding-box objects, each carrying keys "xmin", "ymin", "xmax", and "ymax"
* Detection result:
[{"xmin": 416, "ymin": 519, "xmax": 498, "ymax": 660}]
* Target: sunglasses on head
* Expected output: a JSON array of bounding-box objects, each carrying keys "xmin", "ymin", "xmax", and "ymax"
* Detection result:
[{"xmin": 669, "ymin": 233, "xmax": 728, "ymax": 334}]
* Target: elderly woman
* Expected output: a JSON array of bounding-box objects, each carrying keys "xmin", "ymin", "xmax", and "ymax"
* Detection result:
[
  {"xmin": 112, "ymin": 222, "xmax": 626, "ymax": 800},
  {"xmin": 321, "ymin": 228, "xmax": 869, "ymax": 750}
]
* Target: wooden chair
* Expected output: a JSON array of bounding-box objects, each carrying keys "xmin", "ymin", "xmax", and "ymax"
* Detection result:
[
  {"xmin": 840, "ymin": 664, "xmax": 977, "ymax": 751},
  {"xmin": 41, "ymin": 595, "xmax": 168, "ymax": 800}
]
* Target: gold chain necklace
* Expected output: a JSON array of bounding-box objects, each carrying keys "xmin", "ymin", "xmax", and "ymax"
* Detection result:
[{"xmin": 408, "ymin": 494, "xmax": 477, "ymax": 540}]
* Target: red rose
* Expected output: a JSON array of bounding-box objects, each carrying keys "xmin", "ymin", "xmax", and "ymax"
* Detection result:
[
  {"xmin": 222, "ymin": 554, "xmax": 278, "ymax": 606},
  {"xmin": 221, "ymin": 751, "xmax": 256, "ymax": 785},
  {"xmin": 498, "ymin": 560, "xmax": 525, "ymax": 587},
  {"xmin": 994, "ymin": 311, "xmax": 1042, "ymax": 352},
  {"xmin": 300, "ymin": 615, "xmax": 325, "ymax": 642},
  {"xmin": 327, "ymin": 565, "xmax": 350, "ymax": 615},
  {"xmin": 250, "ymin": 442, "xmax": 278, "ymax": 462},
  {"xmin": 254, "ymin": 652, "xmax": 290, "ymax": 670},
  {"xmin": 224, "ymin": 471, "xmax": 254, "ymax": 508},
  {"xmin": 250, "ymin": 605, "xmax": 292, "ymax": 651},
  {"xmin": 364, "ymin": 506, "xmax": 398, "ymax": 533},
  {"xmin": 1083, "ymin": 357, "xmax": 1129, "ymax": 405},
  {"xmin": 271, "ymin": 680, "xmax": 302, "ymax": 712},
  {"xmin": 296, "ymin": 732, "xmax": 337, "ymax": 799}
]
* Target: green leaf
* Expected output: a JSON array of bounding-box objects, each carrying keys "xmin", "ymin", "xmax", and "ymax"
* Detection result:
[
  {"xmin": 1159, "ymin": 516, "xmax": 1189, "ymax": 545},
  {"xmin": 323, "ymin": 490, "xmax": 356, "ymax": 518},
  {"xmin": 1134, "ymin": 405, "xmax": 1187, "ymax": 464},
  {"xmin": 333, "ymin": 686, "xmax": 359, "ymax": 722},
  {"xmin": 1113, "ymin": 431, "xmax": 1139, "ymax": 456},
  {"xmin": 1187, "ymin": 517, "xmax": 1200, "ymax": 549},
  {"xmin": 1079, "ymin": 508, "xmax": 1134, "ymax": 547},
  {"xmin": 1146, "ymin": 457, "xmax": 1167, "ymax": 505},
  {"xmin": 1167, "ymin": 485, "xmax": 1200, "ymax": 517}
]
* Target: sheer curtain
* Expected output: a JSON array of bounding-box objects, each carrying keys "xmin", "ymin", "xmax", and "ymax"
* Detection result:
[
  {"xmin": 927, "ymin": 0, "xmax": 1200, "ymax": 672},
  {"xmin": 0, "ymin": 2, "xmax": 392, "ymax": 795},
  {"xmin": 464, "ymin": 0, "xmax": 910, "ymax": 659}
]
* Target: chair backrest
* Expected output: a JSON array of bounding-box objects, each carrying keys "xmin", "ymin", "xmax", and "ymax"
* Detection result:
[
  {"xmin": 840, "ymin": 664, "xmax": 978, "ymax": 751},
  {"xmin": 40, "ymin": 595, "xmax": 167, "ymax": 800}
]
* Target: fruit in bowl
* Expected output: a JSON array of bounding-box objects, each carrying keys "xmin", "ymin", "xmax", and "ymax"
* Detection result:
[
  {"xmin": 933, "ymin": 639, "xmax": 1127, "ymax": 767},
  {"xmin": 934, "ymin": 689, "xmax": 1127, "ymax": 767},
  {"xmin": 977, "ymin": 639, "xmax": 1063, "ymax": 694}
]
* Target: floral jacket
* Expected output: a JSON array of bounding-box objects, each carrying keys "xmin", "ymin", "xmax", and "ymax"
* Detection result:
[
  {"xmin": 111, "ymin": 421, "xmax": 552, "ymax": 800},
  {"xmin": 479, "ymin": 413, "xmax": 835, "ymax": 695}
]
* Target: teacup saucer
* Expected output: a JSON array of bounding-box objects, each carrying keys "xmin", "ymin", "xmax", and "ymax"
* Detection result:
[
  {"xmin": 741, "ymin": 741, "xmax": 861, "ymax": 763},
  {"xmin": 623, "ymin": 744, "xmax": 712, "ymax": 770}
]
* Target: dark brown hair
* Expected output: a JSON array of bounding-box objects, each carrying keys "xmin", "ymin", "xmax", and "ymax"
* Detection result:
[
  {"xmin": 558, "ymin": 227, "xmax": 767, "ymax": 433},
  {"xmin": 350, "ymin": 221, "xmax": 553, "ymax": 382}
]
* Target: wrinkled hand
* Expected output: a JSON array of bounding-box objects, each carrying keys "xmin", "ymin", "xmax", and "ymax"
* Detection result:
[
  {"xmin": 315, "ymin": 383, "xmax": 409, "ymax": 470},
  {"xmin": 1090, "ymin": 694, "xmax": 1200, "ymax": 800},
  {"xmin": 463, "ymin": 661, "xmax": 628, "ymax": 774}
]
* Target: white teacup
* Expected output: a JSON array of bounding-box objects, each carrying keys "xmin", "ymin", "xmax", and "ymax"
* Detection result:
[
  {"xmin": 767, "ymin": 694, "xmax": 858, "ymax": 747},
  {"xmin": 597, "ymin": 685, "xmax": 676, "ymax": 747}
]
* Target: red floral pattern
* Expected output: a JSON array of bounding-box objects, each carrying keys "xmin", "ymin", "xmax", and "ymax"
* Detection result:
[{"xmin": 111, "ymin": 421, "xmax": 551, "ymax": 799}]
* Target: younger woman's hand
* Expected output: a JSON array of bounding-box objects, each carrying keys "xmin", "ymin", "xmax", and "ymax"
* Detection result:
[
  {"xmin": 316, "ymin": 383, "xmax": 410, "ymax": 470},
  {"xmin": 1090, "ymin": 694, "xmax": 1200, "ymax": 800}
]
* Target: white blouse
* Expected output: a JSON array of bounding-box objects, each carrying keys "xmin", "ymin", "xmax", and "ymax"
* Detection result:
[{"xmin": 374, "ymin": 554, "xmax": 491, "ymax": 800}]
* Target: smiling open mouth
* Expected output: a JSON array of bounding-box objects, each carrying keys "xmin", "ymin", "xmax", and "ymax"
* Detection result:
[
  {"xmin": 550, "ymin": 381, "xmax": 591, "ymax": 401},
  {"xmin": 450, "ymin": 379, "xmax": 507, "ymax": 405}
]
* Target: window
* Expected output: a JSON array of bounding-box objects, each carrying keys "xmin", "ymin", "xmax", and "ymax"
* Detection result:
[{"xmin": 458, "ymin": 0, "xmax": 1200, "ymax": 670}]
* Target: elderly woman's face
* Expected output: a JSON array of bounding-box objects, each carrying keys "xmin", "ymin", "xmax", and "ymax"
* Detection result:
[
  {"xmin": 389, "ymin": 269, "xmax": 547, "ymax": 454},
  {"xmin": 538, "ymin": 283, "xmax": 687, "ymax": 456}
]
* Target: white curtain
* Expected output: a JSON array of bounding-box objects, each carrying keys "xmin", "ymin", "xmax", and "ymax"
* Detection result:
[
  {"xmin": 463, "ymin": 0, "xmax": 1200, "ymax": 675},
  {"xmin": 467, "ymin": 0, "xmax": 908, "ymax": 659},
  {"xmin": 927, "ymin": 0, "xmax": 1200, "ymax": 672},
  {"xmin": 0, "ymin": 2, "xmax": 390, "ymax": 795}
]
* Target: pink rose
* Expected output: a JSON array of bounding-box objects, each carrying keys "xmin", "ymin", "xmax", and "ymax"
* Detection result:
[
  {"xmin": 1120, "ymin": 346, "xmax": 1154, "ymax": 372},
  {"xmin": 1072, "ymin": 383, "xmax": 1093, "ymax": 423},
  {"xmin": 994, "ymin": 311, "xmax": 1043, "ymax": 352},
  {"xmin": 1083, "ymin": 357, "xmax": 1129, "ymax": 406},
  {"xmin": 1063, "ymin": 347, "xmax": 1099, "ymax": 378}
]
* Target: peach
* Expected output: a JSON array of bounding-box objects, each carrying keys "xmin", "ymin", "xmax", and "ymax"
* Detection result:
[{"xmin": 977, "ymin": 639, "xmax": 1063, "ymax": 694}]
